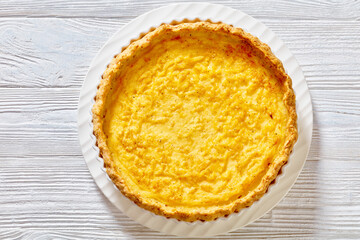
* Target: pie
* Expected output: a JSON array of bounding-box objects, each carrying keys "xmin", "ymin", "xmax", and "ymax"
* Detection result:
[{"xmin": 92, "ymin": 21, "xmax": 298, "ymax": 222}]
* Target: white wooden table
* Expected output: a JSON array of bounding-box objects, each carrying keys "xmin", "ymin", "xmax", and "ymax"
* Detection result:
[{"xmin": 1, "ymin": 1, "xmax": 360, "ymax": 239}]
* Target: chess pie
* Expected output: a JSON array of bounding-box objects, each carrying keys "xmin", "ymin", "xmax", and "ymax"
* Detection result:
[{"xmin": 92, "ymin": 21, "xmax": 298, "ymax": 222}]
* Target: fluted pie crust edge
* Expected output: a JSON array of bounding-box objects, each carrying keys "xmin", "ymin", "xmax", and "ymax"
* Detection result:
[{"xmin": 92, "ymin": 21, "xmax": 298, "ymax": 222}]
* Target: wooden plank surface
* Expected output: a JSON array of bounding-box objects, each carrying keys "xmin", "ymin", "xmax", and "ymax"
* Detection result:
[
  {"xmin": 0, "ymin": 0, "xmax": 360, "ymax": 20},
  {"xmin": 1, "ymin": 18, "xmax": 359, "ymax": 88},
  {"xmin": 0, "ymin": 0, "xmax": 360, "ymax": 239}
]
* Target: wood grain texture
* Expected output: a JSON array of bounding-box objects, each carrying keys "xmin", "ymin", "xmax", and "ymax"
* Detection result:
[
  {"xmin": 0, "ymin": 0, "xmax": 360, "ymax": 239},
  {"xmin": 0, "ymin": 89, "xmax": 359, "ymax": 238},
  {"xmin": 1, "ymin": 18, "xmax": 360, "ymax": 89},
  {"xmin": 1, "ymin": 0, "xmax": 360, "ymax": 20}
]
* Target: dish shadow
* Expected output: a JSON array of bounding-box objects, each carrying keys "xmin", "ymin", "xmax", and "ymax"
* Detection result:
[
  {"xmin": 225, "ymin": 108, "xmax": 321, "ymax": 239},
  {"xmin": 94, "ymin": 108, "xmax": 321, "ymax": 239}
]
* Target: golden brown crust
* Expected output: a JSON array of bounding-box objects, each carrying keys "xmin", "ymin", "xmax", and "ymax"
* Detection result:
[{"xmin": 92, "ymin": 21, "xmax": 298, "ymax": 222}]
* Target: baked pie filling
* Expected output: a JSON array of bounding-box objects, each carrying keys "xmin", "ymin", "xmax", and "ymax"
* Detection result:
[{"xmin": 93, "ymin": 21, "xmax": 297, "ymax": 222}]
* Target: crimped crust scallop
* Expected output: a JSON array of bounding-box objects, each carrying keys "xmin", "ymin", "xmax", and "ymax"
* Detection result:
[{"xmin": 92, "ymin": 21, "xmax": 298, "ymax": 222}]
